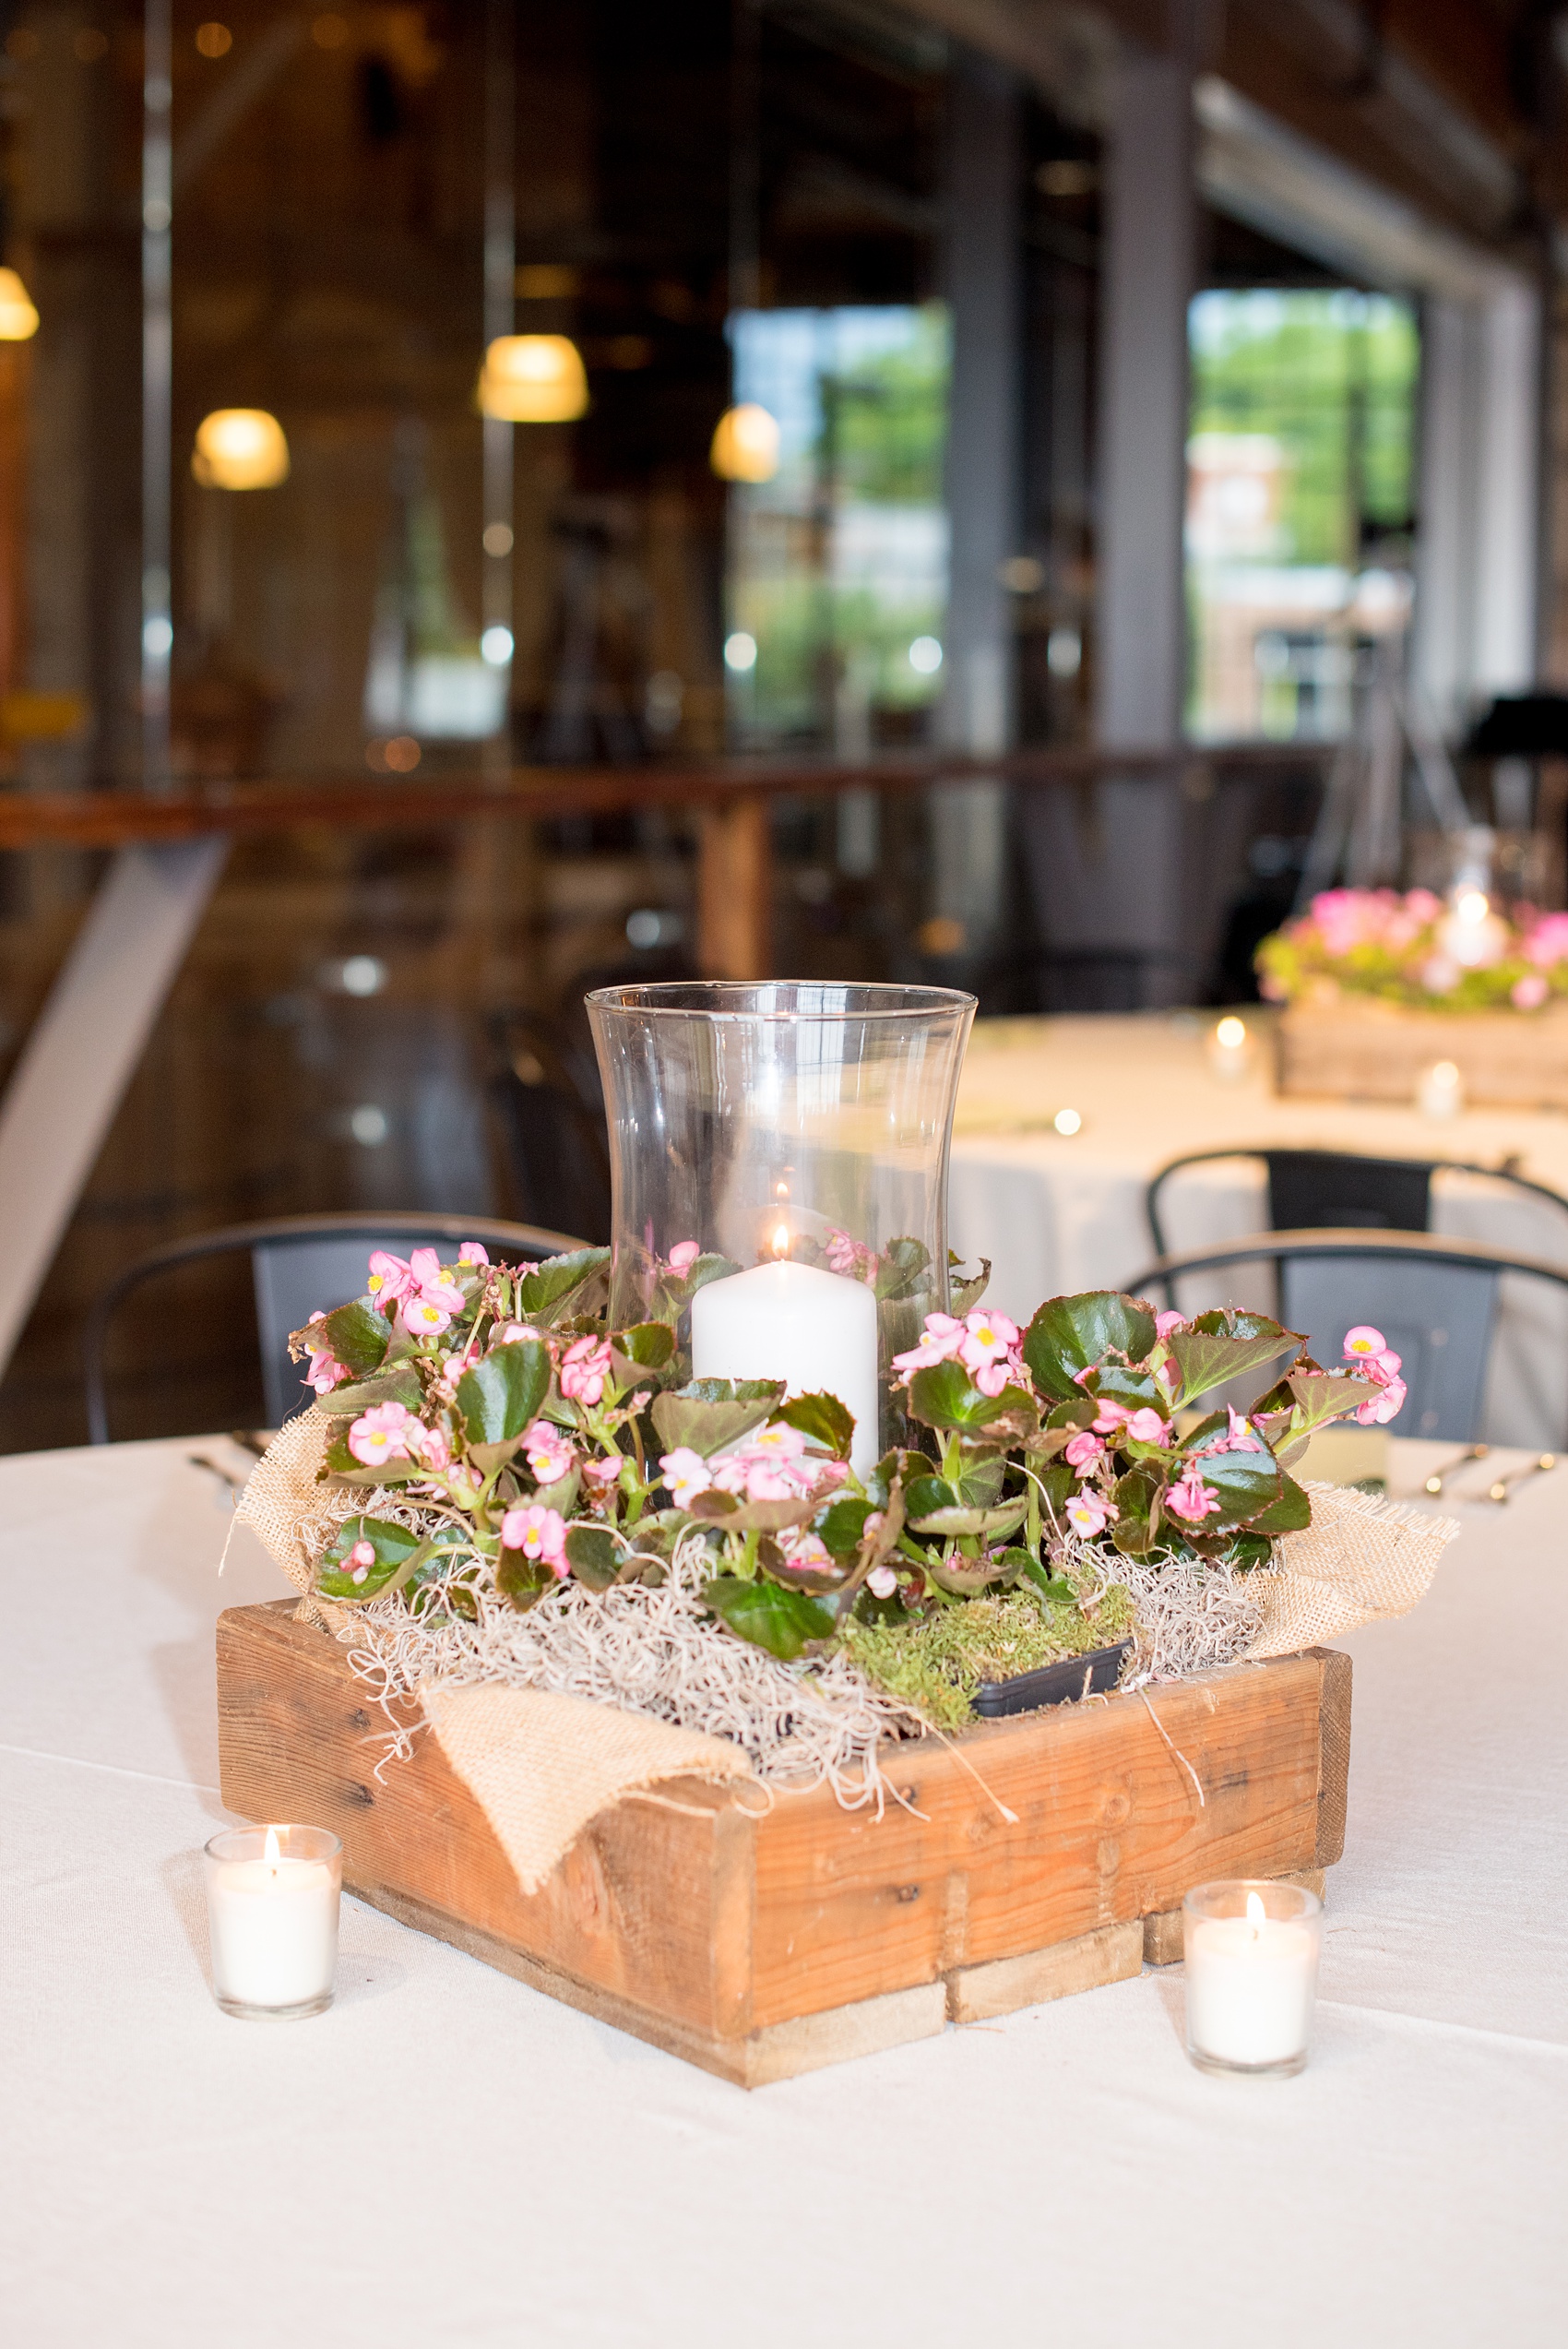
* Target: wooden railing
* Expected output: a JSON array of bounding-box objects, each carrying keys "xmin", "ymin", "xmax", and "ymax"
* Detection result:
[{"xmin": 0, "ymin": 739, "xmax": 1328, "ymax": 978}]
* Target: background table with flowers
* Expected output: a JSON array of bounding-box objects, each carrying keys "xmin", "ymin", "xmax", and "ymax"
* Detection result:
[{"xmin": 948, "ymin": 1013, "xmax": 1568, "ymax": 1448}]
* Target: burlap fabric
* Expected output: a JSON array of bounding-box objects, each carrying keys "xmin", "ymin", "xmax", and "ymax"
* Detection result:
[
  {"xmin": 234, "ymin": 1416, "xmax": 1454, "ymax": 1890},
  {"xmin": 1246, "ymin": 1480, "xmax": 1458, "ymax": 1659}
]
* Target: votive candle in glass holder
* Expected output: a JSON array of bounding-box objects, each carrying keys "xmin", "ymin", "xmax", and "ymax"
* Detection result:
[
  {"xmin": 204, "ymin": 1824, "xmax": 342, "ymax": 2021},
  {"xmin": 1417, "ymin": 1058, "xmax": 1465, "ymax": 1120},
  {"xmin": 1206, "ymin": 1014, "xmax": 1253, "ymax": 1084},
  {"xmin": 1182, "ymin": 1878, "xmax": 1323, "ymax": 2078}
]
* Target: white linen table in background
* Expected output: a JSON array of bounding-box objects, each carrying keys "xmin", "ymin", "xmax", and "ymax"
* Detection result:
[
  {"xmin": 950, "ymin": 1013, "xmax": 1568, "ymax": 1446},
  {"xmin": 3, "ymin": 1436, "xmax": 1564, "ymax": 2348}
]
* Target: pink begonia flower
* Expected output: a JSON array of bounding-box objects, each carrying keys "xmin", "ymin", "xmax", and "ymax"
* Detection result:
[
  {"xmin": 499, "ymin": 1504, "xmax": 569, "ymax": 1575},
  {"xmin": 490, "ymin": 1322, "xmax": 539, "ymax": 1349},
  {"xmin": 1065, "ymin": 1489, "xmax": 1118, "ymax": 1538},
  {"xmin": 366, "ymin": 1248, "xmax": 417, "ymax": 1311},
  {"xmin": 1343, "ymin": 1326, "xmax": 1404, "ymax": 1381},
  {"xmin": 1526, "ymin": 912, "xmax": 1568, "ymax": 968},
  {"xmin": 347, "ymin": 1401, "xmax": 417, "ymax": 1467},
  {"xmin": 1123, "ymin": 1407, "xmax": 1174, "ymax": 1445},
  {"xmin": 458, "ymin": 1241, "xmax": 490, "ymax": 1266},
  {"xmin": 1356, "ymin": 1376, "xmax": 1407, "ymax": 1425},
  {"xmin": 1091, "ymin": 1398, "xmax": 1132, "ymax": 1435},
  {"xmin": 891, "ymin": 1313, "xmax": 966, "ymax": 1376},
  {"xmin": 1165, "ymin": 1466, "xmax": 1222, "ymax": 1523},
  {"xmin": 522, "ymin": 1419, "xmax": 575, "ymax": 1485},
  {"xmin": 779, "ymin": 1529, "xmax": 833, "ymax": 1571},
  {"xmin": 1154, "ymin": 1309, "xmax": 1184, "ymax": 1340},
  {"xmin": 347, "ymin": 1537, "xmax": 375, "ymax": 1585},
  {"xmin": 1199, "ymin": 1405, "xmax": 1262, "ymax": 1458},
  {"xmin": 959, "ymin": 1310, "xmax": 1022, "ymax": 1397},
  {"xmin": 413, "ymin": 1423, "xmax": 452, "ymax": 1474},
  {"xmin": 1513, "ymin": 972, "xmax": 1550, "ymax": 1009},
  {"xmin": 560, "ymin": 1336, "xmax": 613, "ymax": 1404},
  {"xmin": 659, "ymin": 1447, "xmax": 711, "ymax": 1510},
  {"xmin": 826, "ymin": 1229, "xmax": 881, "ymax": 1283},
  {"xmin": 395, "ymin": 1248, "xmax": 467, "ymax": 1338},
  {"xmin": 302, "ymin": 1311, "xmax": 347, "ymax": 1396},
  {"xmin": 667, "ymin": 1240, "xmax": 702, "ymax": 1273},
  {"xmin": 582, "ymin": 1455, "xmax": 624, "ymax": 1489},
  {"xmin": 1063, "ymin": 1430, "xmax": 1105, "ymax": 1478},
  {"xmin": 866, "ymin": 1563, "xmax": 898, "ymax": 1600}
]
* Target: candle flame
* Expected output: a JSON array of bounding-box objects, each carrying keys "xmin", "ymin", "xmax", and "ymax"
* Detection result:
[
  {"xmin": 1455, "ymin": 888, "xmax": 1489, "ymax": 926},
  {"xmin": 264, "ymin": 1825, "xmax": 281, "ymax": 1866},
  {"xmin": 770, "ymin": 1222, "xmax": 790, "ymax": 1259},
  {"xmin": 1245, "ymin": 1890, "xmax": 1265, "ymax": 1932},
  {"xmin": 1216, "ymin": 1016, "xmax": 1247, "ymax": 1049}
]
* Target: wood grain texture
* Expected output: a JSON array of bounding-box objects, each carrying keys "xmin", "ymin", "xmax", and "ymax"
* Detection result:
[
  {"xmin": 218, "ymin": 1602, "xmax": 1342, "ymax": 2074},
  {"xmin": 742, "ymin": 1652, "xmax": 1324, "ymax": 2028},
  {"xmin": 1277, "ymin": 997, "xmax": 1568, "ymax": 1109},
  {"xmin": 949, "ymin": 1921, "xmax": 1143, "ymax": 2021}
]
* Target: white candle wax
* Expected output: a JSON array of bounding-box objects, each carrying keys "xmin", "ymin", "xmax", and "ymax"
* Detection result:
[
  {"xmin": 1184, "ymin": 1894, "xmax": 1318, "ymax": 2069},
  {"xmin": 691, "ymin": 1256, "xmax": 881, "ymax": 1478},
  {"xmin": 207, "ymin": 1832, "xmax": 339, "ymax": 2014},
  {"xmin": 1417, "ymin": 1058, "xmax": 1465, "ymax": 1119}
]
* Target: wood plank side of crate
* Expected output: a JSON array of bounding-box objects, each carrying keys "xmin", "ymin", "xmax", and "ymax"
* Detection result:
[
  {"xmin": 1277, "ymin": 997, "xmax": 1568, "ymax": 1108},
  {"xmin": 216, "ymin": 1601, "xmax": 751, "ymax": 2044},
  {"xmin": 742, "ymin": 1650, "xmax": 1330, "ymax": 2029}
]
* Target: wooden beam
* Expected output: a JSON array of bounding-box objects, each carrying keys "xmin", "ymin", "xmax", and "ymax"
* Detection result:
[
  {"xmin": 696, "ymin": 797, "xmax": 772, "ymax": 981},
  {"xmin": 0, "ymin": 743, "xmax": 1328, "ymax": 853}
]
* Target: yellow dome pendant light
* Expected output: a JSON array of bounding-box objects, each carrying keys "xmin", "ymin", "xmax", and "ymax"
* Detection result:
[
  {"xmin": 478, "ymin": 334, "xmax": 588, "ymax": 423},
  {"xmin": 709, "ymin": 400, "xmax": 779, "ymax": 483},
  {"xmin": 191, "ymin": 408, "xmax": 291, "ymax": 489},
  {"xmin": 0, "ymin": 268, "xmax": 40, "ymax": 340}
]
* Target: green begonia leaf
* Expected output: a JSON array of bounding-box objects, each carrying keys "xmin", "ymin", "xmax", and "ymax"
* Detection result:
[
  {"xmin": 456, "ymin": 1341, "xmax": 552, "ymax": 1445},
  {"xmin": 513, "ymin": 1247, "xmax": 611, "ymax": 1324},
  {"xmin": 649, "ymin": 1382, "xmax": 782, "ymax": 1459},
  {"xmin": 1177, "ymin": 1413, "xmax": 1284, "ymax": 1526},
  {"xmin": 1024, "ymin": 1292, "xmax": 1157, "ymax": 1399},
  {"xmin": 1164, "ymin": 1314, "xmax": 1301, "ymax": 1409},
  {"xmin": 315, "ymin": 1297, "xmax": 391, "ymax": 1380},
  {"xmin": 564, "ymin": 1523, "xmax": 619, "ymax": 1589},
  {"xmin": 772, "ymin": 1390, "xmax": 855, "ymax": 1460},
  {"xmin": 312, "ymin": 1367, "xmax": 422, "ymax": 1418},
  {"xmin": 703, "ymin": 1576, "xmax": 836, "ymax": 1660},
  {"xmin": 316, "ymin": 1515, "xmax": 427, "ymax": 1602},
  {"xmin": 906, "ymin": 1360, "xmax": 1030, "ymax": 1432},
  {"xmin": 613, "ymin": 1320, "xmax": 676, "ymax": 1369}
]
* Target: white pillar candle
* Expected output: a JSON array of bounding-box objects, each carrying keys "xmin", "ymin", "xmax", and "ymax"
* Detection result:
[
  {"xmin": 1183, "ymin": 1883, "xmax": 1321, "ymax": 2075},
  {"xmin": 1206, "ymin": 1015, "xmax": 1252, "ymax": 1084},
  {"xmin": 204, "ymin": 1825, "xmax": 341, "ymax": 2019},
  {"xmin": 691, "ymin": 1251, "xmax": 881, "ymax": 1478}
]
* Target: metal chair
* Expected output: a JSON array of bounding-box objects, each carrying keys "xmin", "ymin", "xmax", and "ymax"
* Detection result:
[
  {"xmin": 1123, "ymin": 1227, "xmax": 1568, "ymax": 1443},
  {"xmin": 83, "ymin": 1210, "xmax": 585, "ymax": 1444},
  {"xmin": 1146, "ymin": 1146, "xmax": 1568, "ymax": 1258},
  {"xmin": 486, "ymin": 1009, "xmax": 612, "ymax": 1243}
]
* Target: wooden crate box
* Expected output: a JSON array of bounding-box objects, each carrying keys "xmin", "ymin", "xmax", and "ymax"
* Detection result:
[
  {"xmin": 1277, "ymin": 996, "xmax": 1568, "ymax": 1107},
  {"xmin": 217, "ymin": 1600, "xmax": 1348, "ymax": 2087}
]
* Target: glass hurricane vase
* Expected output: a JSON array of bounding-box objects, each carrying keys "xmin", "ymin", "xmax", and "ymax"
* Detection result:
[{"xmin": 586, "ymin": 981, "xmax": 975, "ymax": 1475}]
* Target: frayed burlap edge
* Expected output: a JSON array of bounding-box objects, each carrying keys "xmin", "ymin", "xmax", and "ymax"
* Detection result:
[{"xmin": 1245, "ymin": 1479, "xmax": 1458, "ymax": 1658}]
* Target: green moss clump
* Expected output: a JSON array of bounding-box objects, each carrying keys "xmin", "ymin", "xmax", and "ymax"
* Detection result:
[{"xmin": 842, "ymin": 1584, "xmax": 1134, "ymax": 1732}]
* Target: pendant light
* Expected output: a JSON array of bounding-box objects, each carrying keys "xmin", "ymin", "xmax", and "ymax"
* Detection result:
[
  {"xmin": 192, "ymin": 408, "xmax": 291, "ymax": 489},
  {"xmin": 0, "ymin": 268, "xmax": 40, "ymax": 340},
  {"xmin": 709, "ymin": 399, "xmax": 779, "ymax": 483},
  {"xmin": 478, "ymin": 333, "xmax": 588, "ymax": 423}
]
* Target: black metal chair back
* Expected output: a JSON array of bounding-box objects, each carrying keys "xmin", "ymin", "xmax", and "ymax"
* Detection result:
[
  {"xmin": 1146, "ymin": 1146, "xmax": 1568, "ymax": 1259},
  {"xmin": 84, "ymin": 1211, "xmax": 584, "ymax": 1443},
  {"xmin": 1123, "ymin": 1227, "xmax": 1568, "ymax": 1444},
  {"xmin": 487, "ymin": 1009, "xmax": 612, "ymax": 1243}
]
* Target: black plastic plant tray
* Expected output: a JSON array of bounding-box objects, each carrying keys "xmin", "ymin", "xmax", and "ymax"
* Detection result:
[{"xmin": 970, "ymin": 1640, "xmax": 1133, "ymax": 1720}]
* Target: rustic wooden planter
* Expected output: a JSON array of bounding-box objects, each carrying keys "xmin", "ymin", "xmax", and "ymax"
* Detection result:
[
  {"xmin": 1277, "ymin": 996, "xmax": 1568, "ymax": 1108},
  {"xmin": 217, "ymin": 1600, "xmax": 1348, "ymax": 2087}
]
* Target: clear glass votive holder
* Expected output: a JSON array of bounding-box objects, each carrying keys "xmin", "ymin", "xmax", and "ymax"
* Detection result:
[
  {"xmin": 203, "ymin": 1824, "xmax": 342, "ymax": 2021},
  {"xmin": 1182, "ymin": 1878, "xmax": 1323, "ymax": 2079}
]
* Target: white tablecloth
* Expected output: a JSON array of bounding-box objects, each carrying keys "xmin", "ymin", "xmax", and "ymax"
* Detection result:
[
  {"xmin": 950, "ymin": 1014, "xmax": 1568, "ymax": 1446},
  {"xmin": 3, "ymin": 1435, "xmax": 1564, "ymax": 2343}
]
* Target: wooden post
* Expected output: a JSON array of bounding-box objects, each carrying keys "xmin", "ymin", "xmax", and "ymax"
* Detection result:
[{"xmin": 696, "ymin": 794, "xmax": 771, "ymax": 980}]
